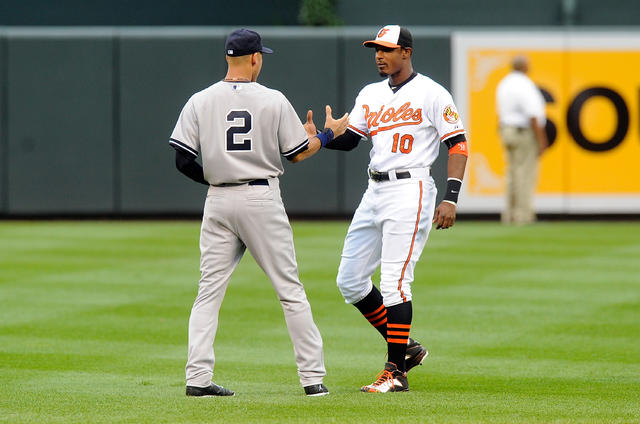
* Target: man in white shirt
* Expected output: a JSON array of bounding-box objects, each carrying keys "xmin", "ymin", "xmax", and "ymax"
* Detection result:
[{"xmin": 496, "ymin": 55, "xmax": 548, "ymax": 224}]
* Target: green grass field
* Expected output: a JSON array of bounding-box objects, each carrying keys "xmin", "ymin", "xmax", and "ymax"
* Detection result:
[{"xmin": 1, "ymin": 220, "xmax": 639, "ymax": 423}]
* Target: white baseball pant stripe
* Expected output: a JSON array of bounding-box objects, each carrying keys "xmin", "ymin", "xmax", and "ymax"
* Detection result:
[
  {"xmin": 337, "ymin": 177, "xmax": 437, "ymax": 307},
  {"xmin": 186, "ymin": 178, "xmax": 326, "ymax": 388}
]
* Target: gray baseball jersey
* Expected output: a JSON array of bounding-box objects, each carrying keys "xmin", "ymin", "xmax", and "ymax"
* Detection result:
[{"xmin": 170, "ymin": 81, "xmax": 309, "ymax": 185}]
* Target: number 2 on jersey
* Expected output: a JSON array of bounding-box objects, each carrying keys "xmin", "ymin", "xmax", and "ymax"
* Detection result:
[
  {"xmin": 391, "ymin": 133, "xmax": 413, "ymax": 154},
  {"xmin": 226, "ymin": 110, "xmax": 252, "ymax": 151}
]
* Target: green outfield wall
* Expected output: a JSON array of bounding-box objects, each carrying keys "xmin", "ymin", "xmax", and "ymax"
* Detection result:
[
  {"xmin": 1, "ymin": 27, "xmax": 638, "ymax": 217},
  {"xmin": 2, "ymin": 0, "xmax": 640, "ymax": 27},
  {"xmin": 0, "ymin": 27, "xmax": 452, "ymax": 216}
]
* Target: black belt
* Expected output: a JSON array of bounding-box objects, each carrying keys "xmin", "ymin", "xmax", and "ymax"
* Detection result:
[
  {"xmin": 215, "ymin": 179, "xmax": 269, "ymax": 187},
  {"xmin": 248, "ymin": 179, "xmax": 268, "ymax": 186},
  {"xmin": 368, "ymin": 169, "xmax": 428, "ymax": 182}
]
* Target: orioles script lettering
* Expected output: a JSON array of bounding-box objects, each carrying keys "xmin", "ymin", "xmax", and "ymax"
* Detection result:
[{"xmin": 363, "ymin": 102, "xmax": 423, "ymax": 129}]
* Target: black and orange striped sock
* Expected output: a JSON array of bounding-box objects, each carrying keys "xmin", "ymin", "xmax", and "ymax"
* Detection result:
[
  {"xmin": 386, "ymin": 301, "xmax": 413, "ymax": 372},
  {"xmin": 353, "ymin": 285, "xmax": 387, "ymax": 339}
]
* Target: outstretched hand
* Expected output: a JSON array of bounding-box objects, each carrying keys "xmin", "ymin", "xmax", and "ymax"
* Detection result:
[
  {"xmin": 324, "ymin": 105, "xmax": 349, "ymax": 137},
  {"xmin": 304, "ymin": 109, "xmax": 317, "ymax": 139}
]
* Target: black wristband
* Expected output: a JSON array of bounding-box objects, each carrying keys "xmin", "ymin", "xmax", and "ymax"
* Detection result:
[{"xmin": 443, "ymin": 178, "xmax": 462, "ymax": 205}]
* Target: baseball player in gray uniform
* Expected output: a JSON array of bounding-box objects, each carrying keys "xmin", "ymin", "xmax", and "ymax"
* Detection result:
[{"xmin": 169, "ymin": 28, "xmax": 348, "ymax": 397}]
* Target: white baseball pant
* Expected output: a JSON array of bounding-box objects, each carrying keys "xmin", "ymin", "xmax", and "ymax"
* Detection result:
[{"xmin": 337, "ymin": 173, "xmax": 436, "ymax": 307}]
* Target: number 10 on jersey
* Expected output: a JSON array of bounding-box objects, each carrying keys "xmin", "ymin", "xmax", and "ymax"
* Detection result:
[{"xmin": 391, "ymin": 133, "xmax": 414, "ymax": 154}]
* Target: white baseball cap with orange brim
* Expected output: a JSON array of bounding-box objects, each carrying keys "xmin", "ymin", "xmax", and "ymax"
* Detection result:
[{"xmin": 363, "ymin": 25, "xmax": 413, "ymax": 49}]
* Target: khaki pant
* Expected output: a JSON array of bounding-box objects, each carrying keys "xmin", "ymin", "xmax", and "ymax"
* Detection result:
[
  {"xmin": 500, "ymin": 126, "xmax": 539, "ymax": 224},
  {"xmin": 186, "ymin": 178, "xmax": 325, "ymax": 388}
]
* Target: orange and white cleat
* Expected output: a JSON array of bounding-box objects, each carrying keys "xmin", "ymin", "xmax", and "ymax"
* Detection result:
[{"xmin": 361, "ymin": 362, "xmax": 409, "ymax": 393}]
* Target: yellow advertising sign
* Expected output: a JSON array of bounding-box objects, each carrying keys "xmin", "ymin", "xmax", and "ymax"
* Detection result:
[{"xmin": 453, "ymin": 33, "xmax": 640, "ymax": 213}]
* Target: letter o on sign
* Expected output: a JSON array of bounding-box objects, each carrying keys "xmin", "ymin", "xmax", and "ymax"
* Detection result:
[{"xmin": 566, "ymin": 87, "xmax": 629, "ymax": 152}]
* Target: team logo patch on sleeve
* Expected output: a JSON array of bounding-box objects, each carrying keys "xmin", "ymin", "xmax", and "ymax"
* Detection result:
[{"xmin": 443, "ymin": 105, "xmax": 459, "ymax": 124}]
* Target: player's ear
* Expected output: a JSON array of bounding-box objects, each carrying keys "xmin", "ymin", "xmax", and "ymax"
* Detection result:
[{"xmin": 402, "ymin": 47, "xmax": 412, "ymax": 59}]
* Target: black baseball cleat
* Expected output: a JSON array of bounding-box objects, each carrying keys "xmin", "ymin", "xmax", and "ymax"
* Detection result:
[
  {"xmin": 304, "ymin": 383, "xmax": 329, "ymax": 397},
  {"xmin": 186, "ymin": 383, "xmax": 235, "ymax": 397},
  {"xmin": 405, "ymin": 338, "xmax": 429, "ymax": 372}
]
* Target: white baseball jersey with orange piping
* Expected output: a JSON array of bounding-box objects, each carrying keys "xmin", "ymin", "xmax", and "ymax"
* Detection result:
[
  {"xmin": 336, "ymin": 72, "xmax": 466, "ymax": 308},
  {"xmin": 347, "ymin": 73, "xmax": 465, "ymax": 172}
]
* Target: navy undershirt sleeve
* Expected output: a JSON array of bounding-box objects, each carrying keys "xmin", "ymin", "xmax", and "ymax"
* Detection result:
[
  {"xmin": 324, "ymin": 129, "xmax": 362, "ymax": 151},
  {"xmin": 174, "ymin": 148, "xmax": 209, "ymax": 186}
]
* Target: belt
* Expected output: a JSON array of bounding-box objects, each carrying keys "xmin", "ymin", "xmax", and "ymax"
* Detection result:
[
  {"xmin": 368, "ymin": 168, "xmax": 430, "ymax": 182},
  {"xmin": 214, "ymin": 179, "xmax": 269, "ymax": 187},
  {"xmin": 501, "ymin": 125, "xmax": 530, "ymax": 133}
]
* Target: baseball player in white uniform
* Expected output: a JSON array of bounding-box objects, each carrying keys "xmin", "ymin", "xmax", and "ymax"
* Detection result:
[
  {"xmin": 324, "ymin": 25, "xmax": 469, "ymax": 392},
  {"xmin": 169, "ymin": 28, "xmax": 348, "ymax": 397}
]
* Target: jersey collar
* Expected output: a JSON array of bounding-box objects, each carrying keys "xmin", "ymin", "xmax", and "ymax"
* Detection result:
[{"xmin": 389, "ymin": 72, "xmax": 417, "ymax": 93}]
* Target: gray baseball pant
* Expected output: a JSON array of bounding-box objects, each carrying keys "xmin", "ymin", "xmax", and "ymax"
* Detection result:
[{"xmin": 185, "ymin": 177, "xmax": 326, "ymax": 388}]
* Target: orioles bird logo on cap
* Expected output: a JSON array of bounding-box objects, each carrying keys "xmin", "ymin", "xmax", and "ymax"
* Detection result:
[{"xmin": 377, "ymin": 28, "xmax": 390, "ymax": 38}]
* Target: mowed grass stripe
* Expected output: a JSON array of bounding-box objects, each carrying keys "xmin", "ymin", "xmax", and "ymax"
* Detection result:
[{"xmin": 0, "ymin": 221, "xmax": 638, "ymax": 423}]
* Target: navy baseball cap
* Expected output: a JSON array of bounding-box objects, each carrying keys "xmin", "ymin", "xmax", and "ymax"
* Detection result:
[{"xmin": 225, "ymin": 29, "xmax": 273, "ymax": 57}]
